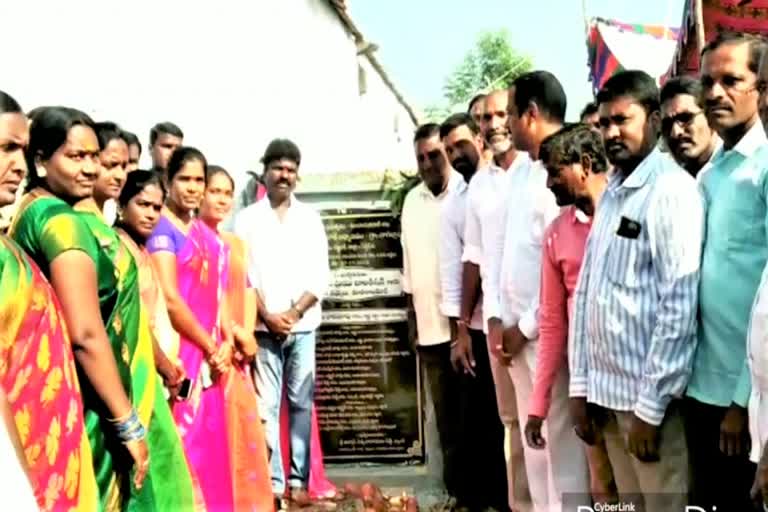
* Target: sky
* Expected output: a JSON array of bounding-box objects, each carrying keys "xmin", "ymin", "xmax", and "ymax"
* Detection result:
[{"xmin": 349, "ymin": 0, "xmax": 687, "ymax": 121}]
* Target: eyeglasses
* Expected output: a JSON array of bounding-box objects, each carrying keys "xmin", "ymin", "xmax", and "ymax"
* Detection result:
[{"xmin": 661, "ymin": 111, "xmax": 704, "ymax": 133}]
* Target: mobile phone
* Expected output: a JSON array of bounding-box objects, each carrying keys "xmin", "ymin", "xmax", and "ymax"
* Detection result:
[{"xmin": 177, "ymin": 378, "xmax": 192, "ymax": 400}]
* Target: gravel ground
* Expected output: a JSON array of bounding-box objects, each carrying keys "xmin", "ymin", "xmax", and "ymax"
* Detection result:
[{"xmin": 281, "ymin": 487, "xmax": 456, "ymax": 511}]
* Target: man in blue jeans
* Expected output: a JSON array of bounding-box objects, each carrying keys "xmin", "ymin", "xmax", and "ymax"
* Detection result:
[{"xmin": 234, "ymin": 139, "xmax": 330, "ymax": 508}]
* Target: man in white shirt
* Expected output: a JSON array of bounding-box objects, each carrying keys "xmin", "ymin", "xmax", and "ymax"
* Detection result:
[
  {"xmin": 483, "ymin": 89, "xmax": 522, "ymax": 171},
  {"xmin": 401, "ymin": 123, "xmax": 464, "ymax": 501},
  {"xmin": 439, "ymin": 113, "xmax": 510, "ymax": 511},
  {"xmin": 486, "ymin": 71, "xmax": 589, "ymax": 511},
  {"xmin": 461, "ymin": 95, "xmax": 532, "ymax": 510},
  {"xmin": 234, "ymin": 139, "xmax": 329, "ymax": 505}
]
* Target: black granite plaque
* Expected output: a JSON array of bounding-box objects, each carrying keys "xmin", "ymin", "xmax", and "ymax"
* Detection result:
[{"xmin": 317, "ymin": 207, "xmax": 423, "ymax": 462}]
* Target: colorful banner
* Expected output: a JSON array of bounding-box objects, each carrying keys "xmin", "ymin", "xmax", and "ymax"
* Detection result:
[
  {"xmin": 588, "ymin": 17, "xmax": 680, "ymax": 95},
  {"xmin": 673, "ymin": 0, "xmax": 768, "ymax": 76}
]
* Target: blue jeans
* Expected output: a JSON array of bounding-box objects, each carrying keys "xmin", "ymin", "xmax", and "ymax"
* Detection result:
[{"xmin": 256, "ymin": 331, "xmax": 315, "ymax": 494}]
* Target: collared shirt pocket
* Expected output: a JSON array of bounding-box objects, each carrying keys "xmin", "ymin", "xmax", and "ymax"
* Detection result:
[
  {"xmin": 719, "ymin": 172, "xmax": 764, "ymax": 247},
  {"xmin": 605, "ymin": 234, "xmax": 643, "ymax": 289}
]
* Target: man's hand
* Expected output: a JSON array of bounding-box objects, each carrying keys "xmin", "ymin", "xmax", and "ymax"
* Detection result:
[
  {"xmin": 487, "ymin": 318, "xmax": 510, "ymax": 365},
  {"xmin": 628, "ymin": 414, "xmax": 660, "ymax": 462},
  {"xmin": 720, "ymin": 403, "xmax": 750, "ymax": 457},
  {"xmin": 750, "ymin": 444, "xmax": 768, "ymax": 510},
  {"xmin": 525, "ymin": 415, "xmax": 546, "ymax": 449},
  {"xmin": 285, "ymin": 307, "xmax": 301, "ymax": 325},
  {"xmin": 569, "ymin": 397, "xmax": 596, "ymax": 445},
  {"xmin": 450, "ymin": 324, "xmax": 475, "ymax": 376},
  {"xmin": 501, "ymin": 324, "xmax": 528, "ymax": 360},
  {"xmin": 263, "ymin": 312, "xmax": 293, "ymax": 338}
]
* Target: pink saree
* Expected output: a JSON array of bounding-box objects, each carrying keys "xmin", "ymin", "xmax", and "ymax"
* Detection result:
[
  {"xmin": 148, "ymin": 216, "xmax": 274, "ymax": 511},
  {"xmin": 279, "ymin": 405, "xmax": 337, "ymax": 499}
]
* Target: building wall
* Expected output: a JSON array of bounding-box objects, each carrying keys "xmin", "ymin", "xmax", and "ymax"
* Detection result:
[{"xmin": 2, "ymin": 0, "xmax": 416, "ymax": 192}]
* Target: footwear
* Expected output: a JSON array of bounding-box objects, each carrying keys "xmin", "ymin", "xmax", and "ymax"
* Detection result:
[{"xmin": 289, "ymin": 487, "xmax": 312, "ymax": 507}]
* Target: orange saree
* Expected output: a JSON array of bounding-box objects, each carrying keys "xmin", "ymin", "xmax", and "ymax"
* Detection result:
[{"xmin": 221, "ymin": 232, "xmax": 274, "ymax": 510}]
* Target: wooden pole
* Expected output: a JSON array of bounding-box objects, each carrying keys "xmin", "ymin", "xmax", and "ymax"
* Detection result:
[{"xmin": 695, "ymin": 0, "xmax": 706, "ymax": 52}]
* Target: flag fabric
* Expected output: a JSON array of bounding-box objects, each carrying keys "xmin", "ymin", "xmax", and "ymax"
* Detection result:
[
  {"xmin": 672, "ymin": 0, "xmax": 768, "ymax": 77},
  {"xmin": 587, "ymin": 17, "xmax": 680, "ymax": 95}
]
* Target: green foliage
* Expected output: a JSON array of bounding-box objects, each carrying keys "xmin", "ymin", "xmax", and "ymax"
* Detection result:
[
  {"xmin": 421, "ymin": 104, "xmax": 452, "ymax": 124},
  {"xmin": 380, "ymin": 170, "xmax": 422, "ymax": 216},
  {"xmin": 425, "ymin": 29, "xmax": 533, "ymax": 117}
]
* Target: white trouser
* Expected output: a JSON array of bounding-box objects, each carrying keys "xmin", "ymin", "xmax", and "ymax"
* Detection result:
[
  {"xmin": 750, "ymin": 384, "xmax": 768, "ymax": 464},
  {"xmin": 487, "ymin": 338, "xmax": 531, "ymax": 511},
  {"xmin": 507, "ymin": 340, "xmax": 590, "ymax": 512},
  {"xmin": 749, "ymin": 284, "xmax": 768, "ymax": 463}
]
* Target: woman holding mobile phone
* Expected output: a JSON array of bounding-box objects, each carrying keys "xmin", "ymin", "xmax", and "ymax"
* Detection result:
[
  {"xmin": 114, "ymin": 171, "xmax": 185, "ymax": 397},
  {"xmin": 114, "ymin": 169, "xmax": 205, "ymax": 509}
]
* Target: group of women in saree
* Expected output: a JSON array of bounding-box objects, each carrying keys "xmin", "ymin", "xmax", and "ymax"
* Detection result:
[{"xmin": 0, "ymin": 89, "xmax": 335, "ymax": 512}]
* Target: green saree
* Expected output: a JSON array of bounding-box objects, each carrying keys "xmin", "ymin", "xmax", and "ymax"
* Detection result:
[
  {"xmin": 11, "ymin": 191, "xmax": 130, "ymax": 510},
  {"xmin": 11, "ymin": 190, "xmax": 196, "ymax": 511},
  {"xmin": 74, "ymin": 200, "xmax": 198, "ymax": 512}
]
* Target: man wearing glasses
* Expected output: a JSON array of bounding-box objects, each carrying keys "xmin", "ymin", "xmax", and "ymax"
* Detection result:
[
  {"xmin": 660, "ymin": 76, "xmax": 720, "ymax": 179},
  {"xmin": 684, "ymin": 32, "xmax": 768, "ymax": 512}
]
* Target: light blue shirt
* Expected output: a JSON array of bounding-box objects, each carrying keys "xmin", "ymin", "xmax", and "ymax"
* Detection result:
[
  {"xmin": 569, "ymin": 148, "xmax": 704, "ymax": 426},
  {"xmin": 687, "ymin": 120, "xmax": 768, "ymax": 408}
]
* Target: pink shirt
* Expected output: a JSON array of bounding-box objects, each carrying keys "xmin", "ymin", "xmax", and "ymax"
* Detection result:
[{"xmin": 529, "ymin": 205, "xmax": 592, "ymax": 418}]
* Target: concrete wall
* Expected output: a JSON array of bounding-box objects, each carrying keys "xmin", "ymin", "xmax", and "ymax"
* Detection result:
[{"xmin": 2, "ymin": 0, "xmax": 416, "ymax": 192}]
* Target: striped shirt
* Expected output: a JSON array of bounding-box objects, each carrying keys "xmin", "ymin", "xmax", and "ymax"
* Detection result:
[{"xmin": 569, "ymin": 148, "xmax": 704, "ymax": 426}]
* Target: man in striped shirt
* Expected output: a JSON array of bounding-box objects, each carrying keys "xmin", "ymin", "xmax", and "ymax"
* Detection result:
[{"xmin": 569, "ymin": 70, "xmax": 704, "ymax": 510}]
